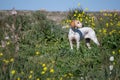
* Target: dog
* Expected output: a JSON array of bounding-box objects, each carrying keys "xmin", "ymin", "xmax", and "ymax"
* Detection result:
[{"xmin": 68, "ymin": 20, "xmax": 100, "ymax": 50}]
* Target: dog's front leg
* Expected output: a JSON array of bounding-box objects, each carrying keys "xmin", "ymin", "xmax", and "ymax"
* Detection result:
[
  {"xmin": 69, "ymin": 40, "xmax": 73, "ymax": 50},
  {"xmin": 76, "ymin": 40, "xmax": 80, "ymax": 50}
]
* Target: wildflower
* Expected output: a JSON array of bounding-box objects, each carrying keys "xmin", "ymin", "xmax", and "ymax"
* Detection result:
[
  {"xmin": 75, "ymin": 10, "xmax": 78, "ymax": 13},
  {"xmin": 43, "ymin": 67, "xmax": 47, "ymax": 71},
  {"xmin": 103, "ymin": 28, "xmax": 107, "ymax": 34},
  {"xmin": 60, "ymin": 77, "xmax": 63, "ymax": 80},
  {"xmin": 68, "ymin": 73, "xmax": 73, "ymax": 77},
  {"xmin": 66, "ymin": 25, "xmax": 69, "ymax": 28},
  {"xmin": 110, "ymin": 22, "xmax": 113, "ymax": 26},
  {"xmin": 100, "ymin": 17, "xmax": 103, "ymax": 21},
  {"xmin": 117, "ymin": 21, "xmax": 120, "ymax": 26},
  {"xmin": 64, "ymin": 74, "xmax": 67, "ymax": 77},
  {"xmin": 112, "ymin": 51, "xmax": 115, "ymax": 55},
  {"xmin": 28, "ymin": 75, "xmax": 32, "ymax": 79},
  {"xmin": 80, "ymin": 18, "xmax": 82, "ymax": 22},
  {"xmin": 119, "ymin": 49, "xmax": 120, "ymax": 53},
  {"xmin": 109, "ymin": 65, "xmax": 113, "ymax": 71},
  {"xmin": 5, "ymin": 36, "xmax": 9, "ymax": 40},
  {"xmin": 46, "ymin": 78, "xmax": 50, "ymax": 80},
  {"xmin": 109, "ymin": 14, "xmax": 112, "ymax": 17},
  {"xmin": 82, "ymin": 11, "xmax": 85, "ymax": 14},
  {"xmin": 36, "ymin": 51, "xmax": 40, "ymax": 55},
  {"xmin": 42, "ymin": 63, "xmax": 46, "ymax": 67},
  {"xmin": 10, "ymin": 58, "xmax": 14, "ymax": 62},
  {"xmin": 103, "ymin": 13, "xmax": 107, "ymax": 16},
  {"xmin": 0, "ymin": 53, "xmax": 3, "ymax": 57},
  {"xmin": 7, "ymin": 41, "xmax": 10, "ymax": 45},
  {"xmin": 74, "ymin": 14, "xmax": 76, "ymax": 17},
  {"xmin": 41, "ymin": 71, "xmax": 45, "ymax": 74},
  {"xmin": 109, "ymin": 32, "xmax": 112, "ymax": 35},
  {"xmin": 36, "ymin": 78, "xmax": 40, "ymax": 80},
  {"xmin": 11, "ymin": 70, "xmax": 16, "ymax": 75},
  {"xmin": 106, "ymin": 23, "xmax": 109, "ymax": 27},
  {"xmin": 99, "ymin": 29, "xmax": 102, "ymax": 33},
  {"xmin": 50, "ymin": 68, "xmax": 54, "ymax": 73},
  {"xmin": 113, "ymin": 62, "xmax": 116, "ymax": 65},
  {"xmin": 109, "ymin": 56, "xmax": 114, "ymax": 61},
  {"xmin": 3, "ymin": 59, "xmax": 9, "ymax": 64},
  {"xmin": 30, "ymin": 70, "xmax": 33, "ymax": 74},
  {"xmin": 17, "ymin": 77, "xmax": 20, "ymax": 80}
]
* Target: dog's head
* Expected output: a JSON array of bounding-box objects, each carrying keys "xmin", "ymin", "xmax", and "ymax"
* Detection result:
[{"xmin": 70, "ymin": 20, "xmax": 82, "ymax": 28}]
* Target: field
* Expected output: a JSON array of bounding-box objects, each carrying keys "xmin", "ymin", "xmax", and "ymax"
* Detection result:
[{"xmin": 0, "ymin": 10, "xmax": 120, "ymax": 80}]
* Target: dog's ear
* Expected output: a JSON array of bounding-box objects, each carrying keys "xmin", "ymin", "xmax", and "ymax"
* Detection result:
[{"xmin": 70, "ymin": 20, "xmax": 75, "ymax": 28}]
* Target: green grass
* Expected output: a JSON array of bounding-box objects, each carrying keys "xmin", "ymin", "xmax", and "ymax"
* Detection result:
[{"xmin": 0, "ymin": 10, "xmax": 120, "ymax": 80}]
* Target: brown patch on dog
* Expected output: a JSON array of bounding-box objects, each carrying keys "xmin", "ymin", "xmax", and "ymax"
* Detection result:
[{"xmin": 70, "ymin": 20, "xmax": 75, "ymax": 28}]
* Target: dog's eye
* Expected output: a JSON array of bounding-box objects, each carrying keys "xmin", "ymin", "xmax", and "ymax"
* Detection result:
[{"xmin": 77, "ymin": 22, "xmax": 79, "ymax": 24}]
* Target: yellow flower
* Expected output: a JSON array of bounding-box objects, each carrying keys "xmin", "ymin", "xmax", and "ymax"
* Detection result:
[
  {"xmin": 10, "ymin": 58, "xmax": 14, "ymax": 62},
  {"xmin": 66, "ymin": 25, "xmax": 69, "ymax": 28},
  {"xmin": 42, "ymin": 63, "xmax": 46, "ymax": 67},
  {"xmin": 109, "ymin": 31, "xmax": 112, "ymax": 35},
  {"xmin": 41, "ymin": 71, "xmax": 45, "ymax": 74},
  {"xmin": 80, "ymin": 18, "xmax": 82, "ymax": 22},
  {"xmin": 82, "ymin": 11, "xmax": 85, "ymax": 14},
  {"xmin": 11, "ymin": 70, "xmax": 16, "ymax": 75},
  {"xmin": 29, "ymin": 75, "xmax": 32, "ymax": 79},
  {"xmin": 119, "ymin": 49, "xmax": 120, "ymax": 53},
  {"xmin": 113, "ymin": 62, "xmax": 116, "ymax": 65},
  {"xmin": 0, "ymin": 53, "xmax": 3, "ymax": 57},
  {"xmin": 99, "ymin": 29, "xmax": 102, "ymax": 33},
  {"xmin": 30, "ymin": 70, "xmax": 33, "ymax": 74},
  {"xmin": 110, "ymin": 22, "xmax": 113, "ymax": 26},
  {"xmin": 68, "ymin": 73, "xmax": 73, "ymax": 77},
  {"xmin": 109, "ymin": 14, "xmax": 112, "ymax": 17},
  {"xmin": 103, "ymin": 29, "xmax": 107, "ymax": 34},
  {"xmin": 60, "ymin": 77, "xmax": 63, "ymax": 80},
  {"xmin": 100, "ymin": 17, "xmax": 103, "ymax": 21},
  {"xmin": 17, "ymin": 77, "xmax": 20, "ymax": 80},
  {"xmin": 50, "ymin": 68, "xmax": 54, "ymax": 73},
  {"xmin": 46, "ymin": 78, "xmax": 50, "ymax": 80},
  {"xmin": 3, "ymin": 59, "xmax": 9, "ymax": 64},
  {"xmin": 36, "ymin": 78, "xmax": 40, "ymax": 80},
  {"xmin": 117, "ymin": 21, "xmax": 120, "ymax": 26},
  {"xmin": 74, "ymin": 14, "xmax": 76, "ymax": 17},
  {"xmin": 106, "ymin": 23, "xmax": 109, "ymax": 27},
  {"xmin": 7, "ymin": 41, "xmax": 10, "ymax": 45},
  {"xmin": 103, "ymin": 13, "xmax": 107, "ymax": 16},
  {"xmin": 21, "ymin": 71, "xmax": 24, "ymax": 74},
  {"xmin": 36, "ymin": 51, "xmax": 40, "ymax": 55},
  {"xmin": 112, "ymin": 51, "xmax": 115, "ymax": 55},
  {"xmin": 43, "ymin": 67, "xmax": 47, "ymax": 71},
  {"xmin": 75, "ymin": 10, "xmax": 78, "ymax": 13}
]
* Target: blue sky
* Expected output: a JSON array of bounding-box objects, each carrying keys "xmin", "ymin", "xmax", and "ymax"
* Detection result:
[{"xmin": 0, "ymin": 0, "xmax": 120, "ymax": 11}]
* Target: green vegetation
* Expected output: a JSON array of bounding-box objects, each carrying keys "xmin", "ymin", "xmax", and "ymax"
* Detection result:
[{"xmin": 0, "ymin": 9, "xmax": 120, "ymax": 80}]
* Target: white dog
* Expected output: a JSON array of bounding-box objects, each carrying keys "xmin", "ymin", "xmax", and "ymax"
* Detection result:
[{"xmin": 68, "ymin": 20, "xmax": 100, "ymax": 49}]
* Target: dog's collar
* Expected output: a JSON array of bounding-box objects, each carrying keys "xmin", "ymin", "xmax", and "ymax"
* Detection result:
[{"xmin": 71, "ymin": 27, "xmax": 83, "ymax": 39}]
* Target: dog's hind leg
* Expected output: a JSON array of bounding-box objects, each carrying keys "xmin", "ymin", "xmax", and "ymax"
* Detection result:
[{"xmin": 85, "ymin": 38, "xmax": 91, "ymax": 49}]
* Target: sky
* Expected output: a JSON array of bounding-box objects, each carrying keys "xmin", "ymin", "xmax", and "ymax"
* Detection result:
[{"xmin": 0, "ymin": 0, "xmax": 120, "ymax": 11}]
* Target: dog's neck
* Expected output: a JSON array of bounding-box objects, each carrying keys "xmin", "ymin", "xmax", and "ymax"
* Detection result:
[{"xmin": 71, "ymin": 27, "xmax": 79, "ymax": 31}]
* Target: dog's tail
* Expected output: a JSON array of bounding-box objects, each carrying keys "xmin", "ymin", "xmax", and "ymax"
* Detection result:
[{"xmin": 91, "ymin": 36, "xmax": 100, "ymax": 46}]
